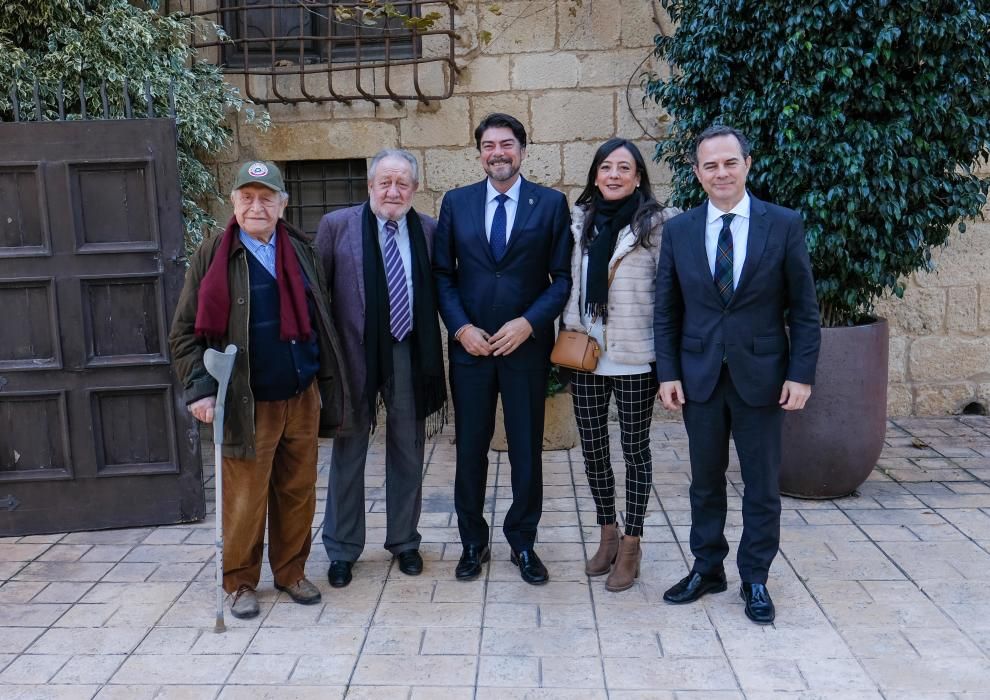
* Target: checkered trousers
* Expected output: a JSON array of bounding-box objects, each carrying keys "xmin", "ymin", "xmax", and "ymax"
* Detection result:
[{"xmin": 570, "ymin": 370, "xmax": 659, "ymax": 537}]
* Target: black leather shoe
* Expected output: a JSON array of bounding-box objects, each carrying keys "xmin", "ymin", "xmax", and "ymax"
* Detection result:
[
  {"xmin": 662, "ymin": 570, "xmax": 728, "ymax": 604},
  {"xmin": 510, "ymin": 548, "xmax": 549, "ymax": 585},
  {"xmin": 396, "ymin": 549, "xmax": 423, "ymax": 576},
  {"xmin": 455, "ymin": 544, "xmax": 490, "ymax": 580},
  {"xmin": 327, "ymin": 560, "xmax": 353, "ymax": 588},
  {"xmin": 740, "ymin": 582, "xmax": 775, "ymax": 624}
]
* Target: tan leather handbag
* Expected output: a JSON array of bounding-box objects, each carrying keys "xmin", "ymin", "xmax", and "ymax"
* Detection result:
[{"xmin": 550, "ymin": 258, "xmax": 623, "ymax": 372}]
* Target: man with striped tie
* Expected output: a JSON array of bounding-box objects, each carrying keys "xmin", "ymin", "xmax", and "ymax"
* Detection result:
[
  {"xmin": 653, "ymin": 125, "xmax": 820, "ymax": 623},
  {"xmin": 315, "ymin": 150, "xmax": 446, "ymax": 588}
]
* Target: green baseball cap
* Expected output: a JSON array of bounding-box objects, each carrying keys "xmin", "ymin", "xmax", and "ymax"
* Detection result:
[{"xmin": 233, "ymin": 161, "xmax": 285, "ymax": 193}]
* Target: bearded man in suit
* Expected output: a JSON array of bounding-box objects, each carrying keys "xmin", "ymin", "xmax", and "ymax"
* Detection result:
[{"xmin": 433, "ymin": 113, "xmax": 572, "ymax": 585}]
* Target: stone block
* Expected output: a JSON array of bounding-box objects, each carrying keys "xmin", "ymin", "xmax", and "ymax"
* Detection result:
[
  {"xmin": 327, "ymin": 100, "xmax": 407, "ymax": 121},
  {"xmin": 412, "ymin": 191, "xmax": 440, "ymax": 218},
  {"xmin": 531, "ymin": 91, "xmax": 615, "ymax": 142},
  {"xmin": 887, "ymin": 382, "xmax": 913, "ymax": 417},
  {"xmin": 618, "ymin": 87, "xmax": 671, "ymax": 142},
  {"xmin": 913, "ymin": 382, "xmax": 978, "ymax": 416},
  {"xmin": 914, "ymin": 220, "xmax": 990, "ymax": 288},
  {"xmin": 512, "ymin": 52, "xmax": 580, "ymax": 90},
  {"xmin": 522, "ymin": 143, "xmax": 562, "ymax": 187},
  {"xmin": 622, "ymin": 0, "xmax": 668, "ymax": 48},
  {"xmin": 579, "ymin": 49, "xmax": 655, "ymax": 89},
  {"xmin": 633, "ymin": 139, "xmax": 674, "ymax": 186},
  {"xmin": 458, "ymin": 55, "xmax": 512, "ymax": 93},
  {"xmin": 909, "ymin": 336, "xmax": 990, "ymax": 381},
  {"xmin": 400, "ymin": 97, "xmax": 471, "ymax": 147},
  {"xmin": 478, "ymin": 1, "xmax": 557, "ymax": 56},
  {"xmin": 875, "ymin": 286, "xmax": 945, "ymax": 335},
  {"xmin": 947, "ymin": 286, "xmax": 979, "ymax": 332},
  {"xmin": 471, "ymin": 93, "xmax": 529, "ymax": 128},
  {"xmin": 888, "ymin": 335, "xmax": 908, "ymax": 383},
  {"xmin": 562, "ymin": 141, "xmax": 600, "ymax": 186},
  {"xmin": 424, "ymin": 148, "xmax": 482, "ymax": 194},
  {"xmin": 558, "ymin": 0, "xmax": 622, "ymax": 50},
  {"xmin": 239, "ymin": 120, "xmax": 398, "ymax": 161}
]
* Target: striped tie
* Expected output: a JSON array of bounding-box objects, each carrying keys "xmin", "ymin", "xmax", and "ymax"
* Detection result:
[
  {"xmin": 383, "ymin": 220, "xmax": 411, "ymax": 341},
  {"xmin": 714, "ymin": 213, "xmax": 735, "ymax": 305}
]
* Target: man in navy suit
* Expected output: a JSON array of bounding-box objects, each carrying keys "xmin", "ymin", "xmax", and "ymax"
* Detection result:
[
  {"xmin": 434, "ymin": 113, "xmax": 572, "ymax": 585},
  {"xmin": 654, "ymin": 125, "xmax": 820, "ymax": 623}
]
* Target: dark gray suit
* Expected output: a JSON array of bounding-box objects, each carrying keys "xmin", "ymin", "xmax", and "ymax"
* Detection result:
[
  {"xmin": 654, "ymin": 193, "xmax": 820, "ymax": 583},
  {"xmin": 315, "ymin": 204, "xmax": 437, "ymax": 562}
]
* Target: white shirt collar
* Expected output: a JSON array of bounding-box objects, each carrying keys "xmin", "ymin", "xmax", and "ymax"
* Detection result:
[
  {"xmin": 486, "ymin": 176, "xmax": 522, "ymax": 204},
  {"xmin": 706, "ymin": 191, "xmax": 751, "ymax": 224}
]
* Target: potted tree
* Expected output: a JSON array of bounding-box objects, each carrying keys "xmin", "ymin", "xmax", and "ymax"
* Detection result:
[{"xmin": 644, "ymin": 0, "xmax": 990, "ymax": 497}]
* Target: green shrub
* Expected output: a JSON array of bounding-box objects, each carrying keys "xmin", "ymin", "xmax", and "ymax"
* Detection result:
[{"xmin": 645, "ymin": 0, "xmax": 990, "ymax": 327}]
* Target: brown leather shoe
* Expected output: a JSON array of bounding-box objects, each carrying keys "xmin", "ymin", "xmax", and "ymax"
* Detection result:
[
  {"xmin": 605, "ymin": 535, "xmax": 641, "ymax": 592},
  {"xmin": 586, "ymin": 523, "xmax": 620, "ymax": 576},
  {"xmin": 275, "ymin": 577, "xmax": 322, "ymax": 605},
  {"xmin": 230, "ymin": 585, "xmax": 259, "ymax": 619}
]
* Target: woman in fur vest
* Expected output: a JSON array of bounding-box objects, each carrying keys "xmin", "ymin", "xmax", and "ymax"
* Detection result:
[{"xmin": 562, "ymin": 138, "xmax": 679, "ymax": 591}]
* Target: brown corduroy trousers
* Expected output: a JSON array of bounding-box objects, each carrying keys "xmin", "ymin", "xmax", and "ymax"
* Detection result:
[{"xmin": 221, "ymin": 381, "xmax": 319, "ymax": 593}]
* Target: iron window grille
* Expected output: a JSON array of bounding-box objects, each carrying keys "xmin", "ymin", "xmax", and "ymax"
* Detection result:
[
  {"xmin": 282, "ymin": 159, "xmax": 368, "ymax": 235},
  {"xmin": 167, "ymin": 0, "xmax": 457, "ymax": 105}
]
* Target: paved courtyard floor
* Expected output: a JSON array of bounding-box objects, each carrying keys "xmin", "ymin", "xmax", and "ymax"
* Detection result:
[{"xmin": 2, "ymin": 416, "xmax": 990, "ymax": 699}]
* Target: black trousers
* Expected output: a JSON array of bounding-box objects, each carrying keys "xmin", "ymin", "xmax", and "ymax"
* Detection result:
[
  {"xmin": 450, "ymin": 358, "xmax": 548, "ymax": 552},
  {"xmin": 570, "ymin": 370, "xmax": 658, "ymax": 537},
  {"xmin": 682, "ymin": 365, "xmax": 783, "ymax": 584}
]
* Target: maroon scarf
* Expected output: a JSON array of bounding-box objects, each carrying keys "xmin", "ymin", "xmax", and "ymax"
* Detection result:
[{"xmin": 195, "ymin": 216, "xmax": 312, "ymax": 342}]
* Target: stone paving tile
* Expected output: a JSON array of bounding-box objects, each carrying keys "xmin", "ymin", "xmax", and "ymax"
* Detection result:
[{"xmin": 3, "ymin": 417, "xmax": 990, "ymax": 697}]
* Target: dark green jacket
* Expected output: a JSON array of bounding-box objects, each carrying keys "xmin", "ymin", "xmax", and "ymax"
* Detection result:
[{"xmin": 169, "ymin": 220, "xmax": 352, "ymax": 459}]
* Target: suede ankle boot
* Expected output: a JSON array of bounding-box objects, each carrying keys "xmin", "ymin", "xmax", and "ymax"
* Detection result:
[
  {"xmin": 586, "ymin": 523, "xmax": 620, "ymax": 576},
  {"xmin": 606, "ymin": 535, "xmax": 641, "ymax": 592}
]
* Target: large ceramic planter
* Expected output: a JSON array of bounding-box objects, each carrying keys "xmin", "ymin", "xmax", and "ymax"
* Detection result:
[
  {"xmin": 779, "ymin": 318, "xmax": 889, "ymax": 498},
  {"xmin": 492, "ymin": 392, "xmax": 577, "ymax": 452}
]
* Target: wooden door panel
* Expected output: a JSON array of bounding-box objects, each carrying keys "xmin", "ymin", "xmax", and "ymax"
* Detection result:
[
  {"xmin": 81, "ymin": 275, "xmax": 168, "ymax": 366},
  {"xmin": 0, "ymin": 278, "xmax": 61, "ymax": 371},
  {"xmin": 0, "ymin": 391, "xmax": 72, "ymax": 481},
  {"xmin": 70, "ymin": 159, "xmax": 160, "ymax": 253},
  {"xmin": 0, "ymin": 164, "xmax": 50, "ymax": 255}
]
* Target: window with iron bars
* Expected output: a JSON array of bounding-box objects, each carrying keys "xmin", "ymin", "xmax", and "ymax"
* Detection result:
[
  {"xmin": 167, "ymin": 1, "xmax": 457, "ymax": 105},
  {"xmin": 282, "ymin": 159, "xmax": 368, "ymax": 235}
]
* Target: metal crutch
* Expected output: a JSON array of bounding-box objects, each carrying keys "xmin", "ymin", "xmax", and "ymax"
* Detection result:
[{"xmin": 203, "ymin": 344, "xmax": 238, "ymax": 633}]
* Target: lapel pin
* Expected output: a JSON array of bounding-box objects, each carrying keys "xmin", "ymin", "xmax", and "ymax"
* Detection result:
[{"xmin": 528, "ymin": 198, "xmax": 534, "ymax": 205}]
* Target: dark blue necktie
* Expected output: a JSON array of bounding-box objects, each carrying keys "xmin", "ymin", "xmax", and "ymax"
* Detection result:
[
  {"xmin": 490, "ymin": 193, "xmax": 508, "ymax": 262},
  {"xmin": 714, "ymin": 213, "xmax": 735, "ymax": 305}
]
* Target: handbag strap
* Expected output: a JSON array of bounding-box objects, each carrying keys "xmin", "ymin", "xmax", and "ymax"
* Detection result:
[{"xmin": 607, "ymin": 256, "xmax": 624, "ymax": 288}]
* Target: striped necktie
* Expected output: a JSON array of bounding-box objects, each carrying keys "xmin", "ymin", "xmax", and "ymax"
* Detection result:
[
  {"xmin": 714, "ymin": 213, "xmax": 735, "ymax": 305},
  {"xmin": 383, "ymin": 220, "xmax": 411, "ymax": 341}
]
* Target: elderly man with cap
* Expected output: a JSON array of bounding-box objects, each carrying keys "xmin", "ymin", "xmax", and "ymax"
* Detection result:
[
  {"xmin": 315, "ymin": 149, "xmax": 446, "ymax": 588},
  {"xmin": 170, "ymin": 161, "xmax": 350, "ymax": 619}
]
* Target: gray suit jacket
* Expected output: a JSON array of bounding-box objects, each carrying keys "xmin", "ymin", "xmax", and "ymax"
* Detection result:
[{"xmin": 314, "ymin": 204, "xmax": 438, "ymax": 429}]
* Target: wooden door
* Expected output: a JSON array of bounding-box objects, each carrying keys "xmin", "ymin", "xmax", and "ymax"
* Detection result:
[{"xmin": 0, "ymin": 119, "xmax": 204, "ymax": 535}]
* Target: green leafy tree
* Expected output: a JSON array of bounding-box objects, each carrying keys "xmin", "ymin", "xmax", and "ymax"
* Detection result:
[
  {"xmin": 645, "ymin": 0, "xmax": 990, "ymax": 327},
  {"xmin": 0, "ymin": 0, "xmax": 262, "ymax": 250}
]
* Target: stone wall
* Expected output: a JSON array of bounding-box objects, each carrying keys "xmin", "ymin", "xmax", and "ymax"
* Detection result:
[{"xmin": 207, "ymin": 0, "xmax": 989, "ymax": 417}]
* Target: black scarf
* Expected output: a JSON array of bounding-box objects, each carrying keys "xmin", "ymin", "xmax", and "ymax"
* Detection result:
[
  {"xmin": 584, "ymin": 191, "xmax": 641, "ymax": 322},
  {"xmin": 361, "ymin": 203, "xmax": 447, "ymax": 438}
]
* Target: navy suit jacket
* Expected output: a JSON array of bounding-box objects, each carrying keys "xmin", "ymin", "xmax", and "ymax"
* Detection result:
[
  {"xmin": 653, "ymin": 194, "xmax": 820, "ymax": 407},
  {"xmin": 433, "ymin": 177, "xmax": 572, "ymax": 369}
]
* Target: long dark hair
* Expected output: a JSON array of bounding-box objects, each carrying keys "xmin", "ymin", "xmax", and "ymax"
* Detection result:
[{"xmin": 575, "ymin": 138, "xmax": 662, "ymax": 249}]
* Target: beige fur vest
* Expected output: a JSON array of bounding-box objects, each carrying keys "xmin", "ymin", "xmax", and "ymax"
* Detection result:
[{"xmin": 561, "ymin": 204, "xmax": 680, "ymax": 365}]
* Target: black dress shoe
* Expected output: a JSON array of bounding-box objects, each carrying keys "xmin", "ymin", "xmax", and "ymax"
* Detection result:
[
  {"xmin": 510, "ymin": 548, "xmax": 549, "ymax": 585},
  {"xmin": 662, "ymin": 570, "xmax": 727, "ymax": 604},
  {"xmin": 327, "ymin": 560, "xmax": 353, "ymax": 588},
  {"xmin": 396, "ymin": 549, "xmax": 423, "ymax": 576},
  {"xmin": 740, "ymin": 582, "xmax": 775, "ymax": 624},
  {"xmin": 455, "ymin": 544, "xmax": 490, "ymax": 580}
]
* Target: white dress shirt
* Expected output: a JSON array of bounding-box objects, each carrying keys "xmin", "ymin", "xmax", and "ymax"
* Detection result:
[
  {"xmin": 484, "ymin": 177, "xmax": 522, "ymax": 243},
  {"xmin": 704, "ymin": 192, "xmax": 751, "ymax": 289},
  {"xmin": 376, "ymin": 214, "xmax": 414, "ymax": 323}
]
